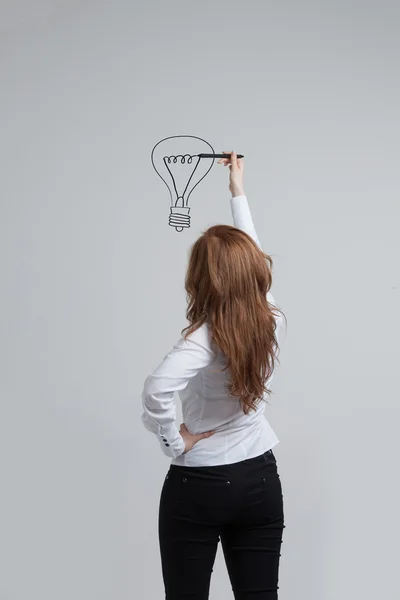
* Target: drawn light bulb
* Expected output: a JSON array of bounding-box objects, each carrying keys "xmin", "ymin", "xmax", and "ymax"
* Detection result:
[{"xmin": 151, "ymin": 135, "xmax": 215, "ymax": 232}]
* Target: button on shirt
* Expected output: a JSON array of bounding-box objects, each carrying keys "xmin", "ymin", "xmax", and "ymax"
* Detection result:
[{"xmin": 141, "ymin": 195, "xmax": 284, "ymax": 467}]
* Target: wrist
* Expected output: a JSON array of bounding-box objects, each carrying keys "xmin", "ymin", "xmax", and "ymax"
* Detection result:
[{"xmin": 231, "ymin": 187, "xmax": 245, "ymax": 197}]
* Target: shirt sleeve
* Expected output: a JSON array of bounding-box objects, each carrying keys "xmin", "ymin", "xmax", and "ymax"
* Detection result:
[
  {"xmin": 231, "ymin": 195, "xmax": 284, "ymax": 340},
  {"xmin": 141, "ymin": 326, "xmax": 215, "ymax": 458},
  {"xmin": 230, "ymin": 195, "xmax": 262, "ymax": 249}
]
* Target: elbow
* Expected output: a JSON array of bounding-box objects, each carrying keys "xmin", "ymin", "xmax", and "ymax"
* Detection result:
[
  {"xmin": 141, "ymin": 375, "xmax": 155, "ymax": 410},
  {"xmin": 141, "ymin": 377, "xmax": 160, "ymax": 433},
  {"xmin": 141, "ymin": 374, "xmax": 168, "ymax": 414}
]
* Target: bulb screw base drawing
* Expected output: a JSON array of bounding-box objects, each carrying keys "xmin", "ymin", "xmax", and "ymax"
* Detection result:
[{"xmin": 169, "ymin": 206, "xmax": 190, "ymax": 232}]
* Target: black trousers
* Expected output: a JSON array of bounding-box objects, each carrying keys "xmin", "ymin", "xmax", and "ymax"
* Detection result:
[{"xmin": 158, "ymin": 450, "xmax": 284, "ymax": 600}]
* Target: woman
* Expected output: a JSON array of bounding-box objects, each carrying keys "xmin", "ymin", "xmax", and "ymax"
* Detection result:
[{"xmin": 141, "ymin": 151, "xmax": 285, "ymax": 600}]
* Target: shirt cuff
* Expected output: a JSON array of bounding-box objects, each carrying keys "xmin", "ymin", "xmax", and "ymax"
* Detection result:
[
  {"xmin": 141, "ymin": 414, "xmax": 185, "ymax": 458},
  {"xmin": 158, "ymin": 424, "xmax": 185, "ymax": 458}
]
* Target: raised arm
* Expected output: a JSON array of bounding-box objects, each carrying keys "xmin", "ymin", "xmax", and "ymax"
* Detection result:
[
  {"xmin": 218, "ymin": 150, "xmax": 262, "ymax": 249},
  {"xmin": 218, "ymin": 151, "xmax": 280, "ymax": 315},
  {"xmin": 230, "ymin": 195, "xmax": 262, "ymax": 249}
]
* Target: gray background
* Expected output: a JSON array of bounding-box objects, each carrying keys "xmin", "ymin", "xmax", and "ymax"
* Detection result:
[{"xmin": 1, "ymin": 1, "xmax": 399, "ymax": 599}]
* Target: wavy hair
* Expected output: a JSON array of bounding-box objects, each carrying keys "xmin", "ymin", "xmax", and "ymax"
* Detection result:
[{"xmin": 182, "ymin": 225, "xmax": 283, "ymax": 414}]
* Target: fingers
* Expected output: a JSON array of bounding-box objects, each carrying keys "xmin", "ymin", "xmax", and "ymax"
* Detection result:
[
  {"xmin": 217, "ymin": 154, "xmax": 230, "ymax": 165},
  {"xmin": 195, "ymin": 430, "xmax": 215, "ymax": 441},
  {"xmin": 218, "ymin": 151, "xmax": 241, "ymax": 170},
  {"xmin": 181, "ymin": 422, "xmax": 215, "ymax": 445},
  {"xmin": 217, "ymin": 151, "xmax": 232, "ymax": 163}
]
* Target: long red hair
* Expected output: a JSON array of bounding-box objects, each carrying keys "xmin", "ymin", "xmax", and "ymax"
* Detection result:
[{"xmin": 182, "ymin": 225, "xmax": 283, "ymax": 414}]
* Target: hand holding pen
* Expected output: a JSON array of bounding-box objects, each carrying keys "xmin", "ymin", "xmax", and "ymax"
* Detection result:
[{"xmin": 217, "ymin": 150, "xmax": 245, "ymax": 198}]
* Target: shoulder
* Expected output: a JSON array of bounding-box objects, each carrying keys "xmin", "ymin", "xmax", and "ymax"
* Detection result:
[
  {"xmin": 179, "ymin": 322, "xmax": 214, "ymax": 353},
  {"xmin": 267, "ymin": 292, "xmax": 279, "ymax": 314},
  {"xmin": 267, "ymin": 292, "xmax": 284, "ymax": 327},
  {"xmin": 267, "ymin": 291, "xmax": 276, "ymax": 305}
]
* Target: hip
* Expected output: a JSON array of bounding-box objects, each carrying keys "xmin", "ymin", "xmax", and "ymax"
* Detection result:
[
  {"xmin": 171, "ymin": 419, "xmax": 279, "ymax": 467},
  {"xmin": 160, "ymin": 449, "xmax": 284, "ymax": 526},
  {"xmin": 168, "ymin": 448, "xmax": 279, "ymax": 484}
]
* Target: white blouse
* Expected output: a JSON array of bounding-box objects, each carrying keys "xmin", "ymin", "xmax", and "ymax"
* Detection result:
[{"xmin": 141, "ymin": 195, "xmax": 283, "ymax": 467}]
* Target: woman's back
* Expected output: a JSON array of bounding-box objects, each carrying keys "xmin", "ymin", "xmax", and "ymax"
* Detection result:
[
  {"xmin": 141, "ymin": 191, "xmax": 283, "ymax": 464},
  {"xmin": 172, "ymin": 290, "xmax": 283, "ymax": 466}
]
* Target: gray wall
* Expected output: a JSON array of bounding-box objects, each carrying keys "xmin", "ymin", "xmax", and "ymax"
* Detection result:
[{"xmin": 1, "ymin": 1, "xmax": 399, "ymax": 599}]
